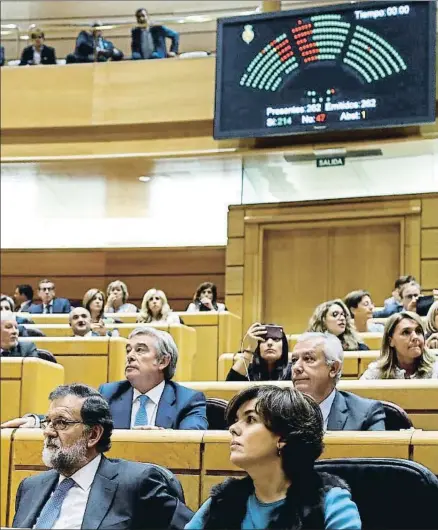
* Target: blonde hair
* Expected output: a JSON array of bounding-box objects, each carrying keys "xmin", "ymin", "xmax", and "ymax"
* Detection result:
[
  {"xmin": 374, "ymin": 311, "xmax": 436, "ymax": 378},
  {"xmin": 307, "ymin": 299, "xmax": 364, "ymax": 351},
  {"xmin": 106, "ymin": 280, "xmax": 129, "ymax": 303},
  {"xmin": 425, "ymin": 301, "xmax": 438, "ymax": 335},
  {"xmin": 138, "ymin": 288, "xmax": 172, "ymax": 323},
  {"xmin": 83, "ymin": 288, "xmax": 105, "ymax": 320}
]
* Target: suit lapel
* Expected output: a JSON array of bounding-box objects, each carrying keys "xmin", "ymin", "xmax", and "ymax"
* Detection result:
[
  {"xmin": 21, "ymin": 471, "xmax": 58, "ymax": 528},
  {"xmin": 81, "ymin": 457, "xmax": 119, "ymax": 530},
  {"xmin": 327, "ymin": 390, "xmax": 348, "ymax": 430},
  {"xmin": 155, "ymin": 382, "xmax": 176, "ymax": 428},
  {"xmin": 110, "ymin": 384, "xmax": 133, "ymax": 429}
]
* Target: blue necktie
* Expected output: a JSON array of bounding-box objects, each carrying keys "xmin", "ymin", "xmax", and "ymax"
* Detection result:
[
  {"xmin": 134, "ymin": 395, "xmax": 149, "ymax": 426},
  {"xmin": 34, "ymin": 477, "xmax": 75, "ymax": 529}
]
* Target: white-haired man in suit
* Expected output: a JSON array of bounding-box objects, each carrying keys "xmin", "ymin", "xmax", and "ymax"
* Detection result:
[{"xmin": 291, "ymin": 332, "xmax": 385, "ymax": 430}]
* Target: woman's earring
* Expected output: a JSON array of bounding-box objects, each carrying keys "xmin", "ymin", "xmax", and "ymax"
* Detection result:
[{"xmin": 277, "ymin": 444, "xmax": 281, "ymax": 457}]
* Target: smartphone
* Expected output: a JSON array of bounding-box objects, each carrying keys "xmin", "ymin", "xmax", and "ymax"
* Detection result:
[{"xmin": 264, "ymin": 325, "xmax": 284, "ymax": 340}]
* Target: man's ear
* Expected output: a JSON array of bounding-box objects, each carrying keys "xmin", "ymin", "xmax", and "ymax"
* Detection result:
[
  {"xmin": 328, "ymin": 360, "xmax": 341, "ymax": 380},
  {"xmin": 158, "ymin": 354, "xmax": 171, "ymax": 372},
  {"xmin": 86, "ymin": 424, "xmax": 104, "ymax": 449}
]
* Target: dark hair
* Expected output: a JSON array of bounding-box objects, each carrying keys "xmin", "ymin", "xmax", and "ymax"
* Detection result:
[
  {"xmin": 16, "ymin": 284, "xmax": 34, "ymax": 301},
  {"xmin": 344, "ymin": 290, "xmax": 371, "ymax": 318},
  {"xmin": 135, "ymin": 7, "xmax": 148, "ymax": 17},
  {"xmin": 226, "ymin": 385, "xmax": 324, "ymax": 480},
  {"xmin": 395, "ymin": 275, "xmax": 415, "ymax": 290},
  {"xmin": 251, "ymin": 324, "xmax": 290, "ymax": 381},
  {"xmin": 194, "ymin": 282, "xmax": 218, "ymax": 307},
  {"xmin": 31, "ymin": 29, "xmax": 45, "ymax": 40},
  {"xmin": 48, "ymin": 383, "xmax": 113, "ymax": 452}
]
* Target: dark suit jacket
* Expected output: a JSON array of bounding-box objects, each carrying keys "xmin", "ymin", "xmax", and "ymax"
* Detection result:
[
  {"xmin": 98, "ymin": 380, "xmax": 208, "ymax": 430},
  {"xmin": 17, "ymin": 300, "xmax": 33, "ymax": 313},
  {"xmin": 29, "ymin": 297, "xmax": 71, "ymax": 314},
  {"xmin": 0, "ymin": 45, "xmax": 5, "ymax": 67},
  {"xmin": 19, "ymin": 45, "xmax": 57, "ymax": 65},
  {"xmin": 12, "ymin": 456, "xmax": 193, "ymax": 529},
  {"xmin": 327, "ymin": 389, "xmax": 386, "ymax": 431},
  {"xmin": 74, "ymin": 31, "xmax": 117, "ymax": 60},
  {"xmin": 1, "ymin": 341, "xmax": 39, "ymax": 358},
  {"xmin": 131, "ymin": 25, "xmax": 179, "ymax": 59}
]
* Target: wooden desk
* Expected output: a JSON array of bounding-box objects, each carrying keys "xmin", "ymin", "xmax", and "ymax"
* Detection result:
[
  {"xmin": 19, "ymin": 337, "xmax": 109, "ymax": 388},
  {"xmin": 0, "ymin": 358, "xmax": 64, "ymax": 423},
  {"xmin": 1, "ymin": 429, "xmax": 13, "ymax": 527},
  {"xmin": 288, "ymin": 333, "xmax": 383, "ymax": 351},
  {"xmin": 410, "ymin": 431, "xmax": 438, "ymax": 474},
  {"xmin": 184, "ymin": 380, "xmax": 438, "ymax": 430},
  {"xmin": 217, "ymin": 351, "xmax": 380, "ymax": 381},
  {"xmin": 201, "ymin": 430, "xmax": 414, "ymax": 502},
  {"xmin": 104, "ymin": 313, "xmax": 241, "ymax": 381}
]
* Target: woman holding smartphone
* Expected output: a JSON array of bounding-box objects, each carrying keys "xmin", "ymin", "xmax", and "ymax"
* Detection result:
[{"xmin": 226, "ymin": 322, "xmax": 291, "ymax": 381}]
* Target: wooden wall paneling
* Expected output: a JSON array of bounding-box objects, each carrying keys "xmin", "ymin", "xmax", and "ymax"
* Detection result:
[
  {"xmin": 242, "ymin": 223, "xmax": 261, "ymax": 332},
  {"xmin": 225, "ymin": 294, "xmax": 243, "ymax": 319},
  {"xmin": 421, "ymin": 260, "xmax": 438, "ymax": 290},
  {"xmin": 261, "ymin": 223, "xmax": 330, "ymax": 333},
  {"xmin": 404, "ymin": 215, "xmax": 421, "ymax": 279},
  {"xmin": 421, "ymin": 229, "xmax": 438, "ymax": 259},
  {"xmin": 227, "ymin": 208, "xmax": 245, "ymax": 238},
  {"xmin": 226, "ymin": 238, "xmax": 244, "ymax": 266},
  {"xmin": 421, "ymin": 198, "xmax": 438, "ymax": 228},
  {"xmin": 225, "ymin": 268, "xmax": 243, "ymax": 296}
]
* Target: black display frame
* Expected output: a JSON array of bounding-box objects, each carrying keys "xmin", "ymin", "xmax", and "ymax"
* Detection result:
[{"xmin": 214, "ymin": 0, "xmax": 436, "ymax": 140}]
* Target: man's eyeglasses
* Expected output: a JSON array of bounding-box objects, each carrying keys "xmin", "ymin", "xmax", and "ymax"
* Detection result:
[
  {"xmin": 40, "ymin": 287, "xmax": 54, "ymax": 292},
  {"xmin": 41, "ymin": 417, "xmax": 84, "ymax": 431}
]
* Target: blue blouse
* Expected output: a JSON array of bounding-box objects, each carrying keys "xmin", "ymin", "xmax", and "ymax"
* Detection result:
[{"xmin": 185, "ymin": 487, "xmax": 361, "ymax": 529}]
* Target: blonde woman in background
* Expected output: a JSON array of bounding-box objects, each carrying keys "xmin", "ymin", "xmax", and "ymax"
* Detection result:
[
  {"xmin": 361, "ymin": 311, "xmax": 438, "ymax": 380},
  {"xmin": 425, "ymin": 301, "xmax": 438, "ymax": 349},
  {"xmin": 137, "ymin": 288, "xmax": 181, "ymax": 325},
  {"xmin": 104, "ymin": 280, "xmax": 137, "ymax": 313},
  {"xmin": 83, "ymin": 288, "xmax": 119, "ymax": 337},
  {"xmin": 308, "ymin": 299, "xmax": 369, "ymax": 351}
]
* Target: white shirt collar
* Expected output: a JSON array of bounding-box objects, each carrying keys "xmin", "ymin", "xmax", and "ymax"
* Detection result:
[
  {"xmin": 132, "ymin": 380, "xmax": 165, "ymax": 405},
  {"xmin": 319, "ymin": 388, "xmax": 337, "ymax": 429},
  {"xmin": 59, "ymin": 453, "xmax": 101, "ymax": 491}
]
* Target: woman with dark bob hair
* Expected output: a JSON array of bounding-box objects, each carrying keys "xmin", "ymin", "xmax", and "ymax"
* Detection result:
[
  {"xmin": 227, "ymin": 323, "xmax": 291, "ymax": 382},
  {"xmin": 187, "ymin": 282, "xmax": 226, "ymax": 312},
  {"xmin": 186, "ymin": 385, "xmax": 361, "ymax": 529}
]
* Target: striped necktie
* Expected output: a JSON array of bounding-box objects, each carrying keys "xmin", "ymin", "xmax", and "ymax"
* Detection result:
[
  {"xmin": 134, "ymin": 395, "xmax": 149, "ymax": 426},
  {"xmin": 34, "ymin": 477, "xmax": 75, "ymax": 528}
]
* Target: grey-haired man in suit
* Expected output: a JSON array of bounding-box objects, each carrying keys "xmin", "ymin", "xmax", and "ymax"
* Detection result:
[
  {"xmin": 291, "ymin": 332, "xmax": 385, "ymax": 430},
  {"xmin": 12, "ymin": 383, "xmax": 193, "ymax": 529}
]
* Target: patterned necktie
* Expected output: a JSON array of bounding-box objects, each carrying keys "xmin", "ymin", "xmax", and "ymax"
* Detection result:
[
  {"xmin": 134, "ymin": 395, "xmax": 149, "ymax": 426},
  {"xmin": 34, "ymin": 477, "xmax": 75, "ymax": 529},
  {"xmin": 44, "ymin": 304, "xmax": 51, "ymax": 314}
]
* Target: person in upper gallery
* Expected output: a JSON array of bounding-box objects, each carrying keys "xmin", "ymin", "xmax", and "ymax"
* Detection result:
[
  {"xmin": 291, "ymin": 331, "xmax": 385, "ymax": 431},
  {"xmin": 13, "ymin": 284, "xmax": 34, "ymax": 313},
  {"xmin": 425, "ymin": 301, "xmax": 438, "ymax": 349},
  {"xmin": 186, "ymin": 282, "xmax": 226, "ymax": 313},
  {"xmin": 308, "ymin": 299, "xmax": 369, "ymax": 351},
  {"xmin": 66, "ymin": 21, "xmax": 124, "ymax": 64},
  {"xmin": 11, "ymin": 383, "xmax": 194, "ymax": 530},
  {"xmin": 0, "ymin": 311, "xmax": 39, "ymax": 358},
  {"xmin": 137, "ymin": 288, "xmax": 181, "ymax": 325},
  {"xmin": 226, "ymin": 322, "xmax": 291, "ymax": 382},
  {"xmin": 104, "ymin": 280, "xmax": 138, "ymax": 313},
  {"xmin": 185, "ymin": 385, "xmax": 361, "ymax": 530},
  {"xmin": 344, "ymin": 290, "xmax": 384, "ymax": 333},
  {"xmin": 373, "ymin": 275, "xmax": 416, "ymax": 318},
  {"xmin": 19, "ymin": 28, "xmax": 57, "ymax": 66},
  {"xmin": 83, "ymin": 288, "xmax": 118, "ymax": 337},
  {"xmin": 2, "ymin": 326, "xmax": 208, "ymax": 431},
  {"xmin": 361, "ymin": 311, "xmax": 438, "ymax": 380},
  {"xmin": 29, "ymin": 278, "xmax": 71, "ymax": 314},
  {"xmin": 131, "ymin": 7, "xmax": 179, "ymax": 60}
]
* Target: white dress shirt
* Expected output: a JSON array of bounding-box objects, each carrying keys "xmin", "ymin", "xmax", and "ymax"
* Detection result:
[
  {"xmin": 130, "ymin": 381, "xmax": 165, "ymax": 428},
  {"xmin": 33, "ymin": 46, "xmax": 42, "ymax": 65},
  {"xmin": 319, "ymin": 388, "xmax": 337, "ymax": 430},
  {"xmin": 43, "ymin": 454, "xmax": 102, "ymax": 530},
  {"xmin": 43, "ymin": 301, "xmax": 53, "ymax": 313}
]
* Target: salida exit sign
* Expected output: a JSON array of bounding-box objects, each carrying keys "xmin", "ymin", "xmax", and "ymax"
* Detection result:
[{"xmin": 316, "ymin": 156, "xmax": 346, "ymax": 168}]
